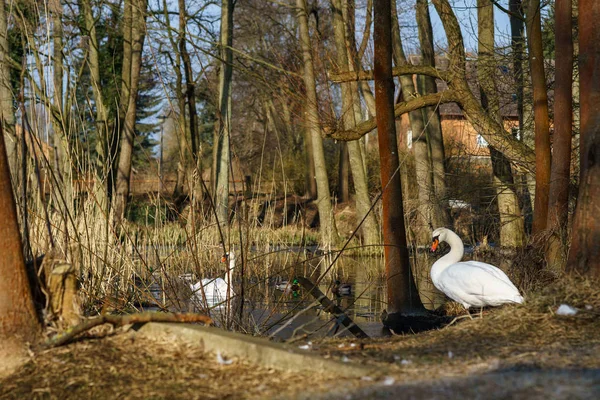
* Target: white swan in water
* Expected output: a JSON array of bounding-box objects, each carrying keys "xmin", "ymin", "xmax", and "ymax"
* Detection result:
[
  {"xmin": 190, "ymin": 251, "xmax": 236, "ymax": 306},
  {"xmin": 430, "ymin": 228, "xmax": 524, "ymax": 310}
]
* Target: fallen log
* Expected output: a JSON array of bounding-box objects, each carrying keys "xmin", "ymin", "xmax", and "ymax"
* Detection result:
[
  {"xmin": 44, "ymin": 312, "xmax": 213, "ymax": 348},
  {"xmin": 295, "ymin": 277, "xmax": 369, "ymax": 339}
]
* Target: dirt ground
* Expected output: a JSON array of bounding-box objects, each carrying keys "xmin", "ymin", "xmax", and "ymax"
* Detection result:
[{"xmin": 1, "ymin": 278, "xmax": 599, "ymax": 399}]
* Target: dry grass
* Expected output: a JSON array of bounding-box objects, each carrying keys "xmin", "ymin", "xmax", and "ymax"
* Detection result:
[
  {"xmin": 0, "ymin": 331, "xmax": 339, "ymax": 400},
  {"xmin": 0, "ymin": 277, "xmax": 598, "ymax": 399},
  {"xmin": 312, "ymin": 276, "xmax": 600, "ymax": 380}
]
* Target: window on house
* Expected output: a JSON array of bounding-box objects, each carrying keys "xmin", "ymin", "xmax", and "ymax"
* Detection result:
[{"xmin": 476, "ymin": 134, "xmax": 489, "ymax": 147}]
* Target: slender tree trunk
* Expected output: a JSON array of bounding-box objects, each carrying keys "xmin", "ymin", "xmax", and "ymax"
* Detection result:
[
  {"xmin": 337, "ymin": 142, "xmax": 349, "ymax": 203},
  {"xmin": 214, "ymin": 0, "xmax": 234, "ymax": 227},
  {"xmin": 526, "ymin": 0, "xmax": 551, "ymax": 234},
  {"xmin": 415, "ymin": 0, "xmax": 449, "ymax": 229},
  {"xmin": 0, "ymin": 0, "xmax": 16, "ymax": 178},
  {"xmin": 0, "ymin": 128, "xmax": 40, "ymax": 371},
  {"xmin": 477, "ymin": 0, "xmax": 525, "ymax": 248},
  {"xmin": 332, "ymin": 0, "xmax": 379, "ymax": 246},
  {"xmin": 391, "ymin": 0, "xmax": 434, "ymax": 245},
  {"xmin": 161, "ymin": 0, "xmax": 187, "ymax": 200},
  {"xmin": 178, "ymin": 0, "xmax": 198, "ymax": 161},
  {"xmin": 374, "ymin": 0, "xmax": 424, "ymax": 318},
  {"xmin": 113, "ymin": 0, "xmax": 148, "ymax": 222},
  {"xmin": 546, "ymin": 0, "xmax": 573, "ymax": 271},
  {"xmin": 296, "ymin": 0, "xmax": 338, "ymax": 246},
  {"xmin": 566, "ymin": 0, "xmax": 600, "ymax": 278}
]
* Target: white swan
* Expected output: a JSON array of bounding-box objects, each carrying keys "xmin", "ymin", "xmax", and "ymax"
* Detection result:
[
  {"xmin": 190, "ymin": 251, "xmax": 236, "ymax": 306},
  {"xmin": 430, "ymin": 228, "xmax": 524, "ymax": 310}
]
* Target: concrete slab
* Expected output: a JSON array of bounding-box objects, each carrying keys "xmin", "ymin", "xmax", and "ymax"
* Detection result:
[{"xmin": 137, "ymin": 322, "xmax": 376, "ymax": 378}]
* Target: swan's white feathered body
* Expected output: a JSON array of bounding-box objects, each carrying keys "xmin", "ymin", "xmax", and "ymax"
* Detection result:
[
  {"xmin": 431, "ymin": 228, "xmax": 523, "ymax": 309},
  {"xmin": 190, "ymin": 252, "xmax": 236, "ymax": 306}
]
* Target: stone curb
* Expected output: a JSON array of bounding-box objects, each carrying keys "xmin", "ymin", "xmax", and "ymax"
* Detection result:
[{"xmin": 136, "ymin": 322, "xmax": 376, "ymax": 378}]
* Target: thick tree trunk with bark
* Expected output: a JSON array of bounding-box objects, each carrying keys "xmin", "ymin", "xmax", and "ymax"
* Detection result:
[
  {"xmin": 526, "ymin": 0, "xmax": 551, "ymax": 234},
  {"xmin": 214, "ymin": 0, "xmax": 234, "ymax": 228},
  {"xmin": 296, "ymin": 0, "xmax": 338, "ymax": 246},
  {"xmin": 566, "ymin": 0, "xmax": 600, "ymax": 278},
  {"xmin": 546, "ymin": 0, "xmax": 573, "ymax": 271},
  {"xmin": 415, "ymin": 0, "xmax": 449, "ymax": 230},
  {"xmin": 0, "ymin": 129, "xmax": 40, "ymax": 372},
  {"xmin": 113, "ymin": 0, "xmax": 148, "ymax": 223},
  {"xmin": 477, "ymin": 0, "xmax": 525, "ymax": 248},
  {"xmin": 337, "ymin": 142, "xmax": 349, "ymax": 203},
  {"xmin": 374, "ymin": 0, "xmax": 424, "ymax": 317}
]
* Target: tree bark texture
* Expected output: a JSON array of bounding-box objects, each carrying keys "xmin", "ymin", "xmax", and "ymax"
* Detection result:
[
  {"xmin": 214, "ymin": 0, "xmax": 234, "ymax": 228},
  {"xmin": 0, "ymin": 128, "xmax": 40, "ymax": 366},
  {"xmin": 547, "ymin": 0, "xmax": 573, "ymax": 234},
  {"xmin": 0, "ymin": 0, "xmax": 16, "ymax": 177},
  {"xmin": 415, "ymin": 0, "xmax": 449, "ymax": 229},
  {"xmin": 331, "ymin": 0, "xmax": 379, "ymax": 246},
  {"xmin": 374, "ymin": 0, "xmax": 424, "ymax": 314},
  {"xmin": 296, "ymin": 0, "xmax": 338, "ymax": 246},
  {"xmin": 566, "ymin": 0, "xmax": 600, "ymax": 278},
  {"xmin": 113, "ymin": 0, "xmax": 148, "ymax": 223},
  {"xmin": 526, "ymin": 0, "xmax": 551, "ymax": 234},
  {"xmin": 391, "ymin": 0, "xmax": 435, "ymax": 246},
  {"xmin": 477, "ymin": 0, "xmax": 525, "ymax": 248}
]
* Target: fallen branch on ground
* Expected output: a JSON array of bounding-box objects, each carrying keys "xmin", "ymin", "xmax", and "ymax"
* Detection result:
[{"xmin": 44, "ymin": 312, "xmax": 214, "ymax": 348}]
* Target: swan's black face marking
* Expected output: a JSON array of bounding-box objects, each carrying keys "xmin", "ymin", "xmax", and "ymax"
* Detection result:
[
  {"xmin": 221, "ymin": 253, "xmax": 229, "ymax": 263},
  {"xmin": 431, "ymin": 236, "xmax": 440, "ymax": 252}
]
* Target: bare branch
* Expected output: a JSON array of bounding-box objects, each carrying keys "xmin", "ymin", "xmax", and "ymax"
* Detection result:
[{"xmin": 323, "ymin": 90, "xmax": 458, "ymax": 141}]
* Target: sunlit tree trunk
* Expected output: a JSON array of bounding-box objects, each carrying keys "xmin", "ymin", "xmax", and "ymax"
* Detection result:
[
  {"xmin": 546, "ymin": 0, "xmax": 573, "ymax": 271},
  {"xmin": 391, "ymin": 0, "xmax": 434, "ymax": 245},
  {"xmin": 526, "ymin": 0, "xmax": 551, "ymax": 234},
  {"xmin": 337, "ymin": 142, "xmax": 349, "ymax": 203},
  {"xmin": 50, "ymin": 0, "xmax": 73, "ymax": 223},
  {"xmin": 566, "ymin": 0, "xmax": 600, "ymax": 278},
  {"xmin": 332, "ymin": 0, "xmax": 379, "ymax": 246},
  {"xmin": 0, "ymin": 129, "xmax": 40, "ymax": 371},
  {"xmin": 213, "ymin": 0, "xmax": 234, "ymax": 228},
  {"xmin": 415, "ymin": 0, "xmax": 449, "ymax": 229},
  {"xmin": 0, "ymin": 0, "xmax": 16, "ymax": 177},
  {"xmin": 296, "ymin": 0, "xmax": 338, "ymax": 246},
  {"xmin": 113, "ymin": 0, "xmax": 148, "ymax": 223},
  {"xmin": 374, "ymin": 0, "xmax": 424, "ymax": 319},
  {"xmin": 477, "ymin": 0, "xmax": 525, "ymax": 248}
]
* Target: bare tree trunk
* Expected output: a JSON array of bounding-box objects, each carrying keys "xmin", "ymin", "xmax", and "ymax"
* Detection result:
[
  {"xmin": 546, "ymin": 0, "xmax": 573, "ymax": 271},
  {"xmin": 0, "ymin": 0, "xmax": 16, "ymax": 177},
  {"xmin": 178, "ymin": 0, "xmax": 198, "ymax": 161},
  {"xmin": 296, "ymin": 0, "xmax": 338, "ymax": 246},
  {"xmin": 566, "ymin": 0, "xmax": 600, "ymax": 278},
  {"xmin": 374, "ymin": 0, "xmax": 424, "ymax": 319},
  {"xmin": 113, "ymin": 0, "xmax": 148, "ymax": 222},
  {"xmin": 415, "ymin": 0, "xmax": 449, "ymax": 229},
  {"xmin": 391, "ymin": 0, "xmax": 434, "ymax": 245},
  {"xmin": 477, "ymin": 0, "xmax": 525, "ymax": 248},
  {"xmin": 162, "ymin": 0, "xmax": 187, "ymax": 200},
  {"xmin": 214, "ymin": 0, "xmax": 234, "ymax": 228},
  {"xmin": 332, "ymin": 0, "xmax": 379, "ymax": 246},
  {"xmin": 0, "ymin": 128, "xmax": 40, "ymax": 371},
  {"xmin": 337, "ymin": 142, "xmax": 349, "ymax": 203},
  {"xmin": 50, "ymin": 0, "xmax": 72, "ymax": 221},
  {"xmin": 526, "ymin": 0, "xmax": 551, "ymax": 234}
]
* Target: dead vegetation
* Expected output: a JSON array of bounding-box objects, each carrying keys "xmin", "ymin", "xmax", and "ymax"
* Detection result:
[{"xmin": 1, "ymin": 277, "xmax": 598, "ymax": 399}]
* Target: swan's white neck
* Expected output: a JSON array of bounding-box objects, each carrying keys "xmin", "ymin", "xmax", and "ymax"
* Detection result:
[
  {"xmin": 225, "ymin": 253, "xmax": 236, "ymax": 290},
  {"xmin": 431, "ymin": 230, "xmax": 464, "ymax": 282}
]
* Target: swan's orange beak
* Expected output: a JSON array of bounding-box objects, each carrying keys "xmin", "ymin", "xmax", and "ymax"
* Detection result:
[
  {"xmin": 431, "ymin": 238, "xmax": 439, "ymax": 252},
  {"xmin": 221, "ymin": 255, "xmax": 227, "ymax": 263}
]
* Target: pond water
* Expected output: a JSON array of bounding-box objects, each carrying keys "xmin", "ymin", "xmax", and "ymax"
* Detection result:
[{"xmin": 133, "ymin": 243, "xmax": 514, "ymax": 341}]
